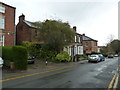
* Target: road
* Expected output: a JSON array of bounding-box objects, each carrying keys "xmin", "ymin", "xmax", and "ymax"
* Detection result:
[{"xmin": 2, "ymin": 57, "xmax": 119, "ymax": 89}]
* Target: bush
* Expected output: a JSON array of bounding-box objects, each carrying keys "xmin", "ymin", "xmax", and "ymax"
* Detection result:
[
  {"xmin": 56, "ymin": 51, "xmax": 70, "ymax": 62},
  {"xmin": 12, "ymin": 46, "xmax": 27, "ymax": 70},
  {"xmin": 2, "ymin": 47, "xmax": 14, "ymax": 67},
  {"xmin": 2, "ymin": 47, "xmax": 14, "ymax": 61},
  {"xmin": 102, "ymin": 53, "xmax": 108, "ymax": 57},
  {"xmin": 2, "ymin": 46, "xmax": 27, "ymax": 70}
]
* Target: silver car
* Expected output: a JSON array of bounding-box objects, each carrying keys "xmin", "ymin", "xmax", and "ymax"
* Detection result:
[
  {"xmin": 0, "ymin": 57, "xmax": 3, "ymax": 68},
  {"xmin": 88, "ymin": 54, "xmax": 100, "ymax": 62}
]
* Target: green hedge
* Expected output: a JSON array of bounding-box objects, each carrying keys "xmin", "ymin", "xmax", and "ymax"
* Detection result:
[
  {"xmin": 56, "ymin": 51, "xmax": 70, "ymax": 62},
  {"xmin": 2, "ymin": 46, "xmax": 27, "ymax": 70},
  {"xmin": 102, "ymin": 53, "xmax": 108, "ymax": 57},
  {"xmin": 12, "ymin": 46, "xmax": 27, "ymax": 70}
]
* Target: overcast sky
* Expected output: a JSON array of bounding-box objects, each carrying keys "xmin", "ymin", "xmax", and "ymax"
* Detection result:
[{"xmin": 1, "ymin": 0, "xmax": 119, "ymax": 46}]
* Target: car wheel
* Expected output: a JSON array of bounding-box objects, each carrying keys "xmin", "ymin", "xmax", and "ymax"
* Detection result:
[{"xmin": 88, "ymin": 60, "xmax": 90, "ymax": 63}]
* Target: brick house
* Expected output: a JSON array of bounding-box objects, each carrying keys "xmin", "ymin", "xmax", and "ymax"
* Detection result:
[
  {"xmin": 0, "ymin": 2, "xmax": 16, "ymax": 46},
  {"xmin": 82, "ymin": 34, "xmax": 98, "ymax": 53},
  {"xmin": 16, "ymin": 14, "xmax": 42, "ymax": 45}
]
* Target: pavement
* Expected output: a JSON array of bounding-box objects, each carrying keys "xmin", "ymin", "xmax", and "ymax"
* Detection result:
[{"xmin": 2, "ymin": 59, "xmax": 88, "ymax": 79}]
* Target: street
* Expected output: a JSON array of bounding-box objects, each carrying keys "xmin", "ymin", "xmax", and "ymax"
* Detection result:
[{"xmin": 2, "ymin": 57, "xmax": 119, "ymax": 89}]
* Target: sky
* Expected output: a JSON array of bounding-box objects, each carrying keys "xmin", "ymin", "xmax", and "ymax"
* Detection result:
[{"xmin": 1, "ymin": 0, "xmax": 119, "ymax": 46}]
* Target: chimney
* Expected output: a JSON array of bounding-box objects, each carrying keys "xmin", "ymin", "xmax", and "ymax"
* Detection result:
[
  {"xmin": 19, "ymin": 14, "xmax": 25, "ymax": 22},
  {"xmin": 73, "ymin": 26, "xmax": 77, "ymax": 32},
  {"xmin": 83, "ymin": 33, "xmax": 85, "ymax": 36}
]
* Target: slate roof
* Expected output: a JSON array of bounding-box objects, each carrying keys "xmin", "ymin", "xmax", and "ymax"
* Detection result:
[
  {"xmin": 23, "ymin": 20, "xmax": 40, "ymax": 29},
  {"xmin": 82, "ymin": 35, "xmax": 98, "ymax": 42}
]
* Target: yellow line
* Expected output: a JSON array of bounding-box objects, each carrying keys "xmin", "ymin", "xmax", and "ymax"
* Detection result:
[
  {"xmin": 113, "ymin": 75, "xmax": 119, "ymax": 89},
  {"xmin": 0, "ymin": 68, "xmax": 65, "ymax": 82},
  {"xmin": 108, "ymin": 74, "xmax": 116, "ymax": 89},
  {"xmin": 0, "ymin": 65, "xmax": 74, "ymax": 82}
]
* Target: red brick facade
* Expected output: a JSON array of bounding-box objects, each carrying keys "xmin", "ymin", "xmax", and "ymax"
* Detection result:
[
  {"xmin": 0, "ymin": 2, "xmax": 15, "ymax": 46},
  {"xmin": 16, "ymin": 14, "xmax": 41, "ymax": 45},
  {"xmin": 82, "ymin": 39, "xmax": 98, "ymax": 53}
]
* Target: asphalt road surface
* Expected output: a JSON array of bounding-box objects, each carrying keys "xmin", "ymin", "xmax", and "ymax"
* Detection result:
[{"xmin": 2, "ymin": 57, "xmax": 119, "ymax": 89}]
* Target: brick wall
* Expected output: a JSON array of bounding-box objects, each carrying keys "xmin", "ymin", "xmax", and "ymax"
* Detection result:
[
  {"xmin": 16, "ymin": 22, "xmax": 31, "ymax": 45},
  {"xmin": 3, "ymin": 3, "xmax": 15, "ymax": 46},
  {"xmin": 82, "ymin": 40, "xmax": 98, "ymax": 53}
]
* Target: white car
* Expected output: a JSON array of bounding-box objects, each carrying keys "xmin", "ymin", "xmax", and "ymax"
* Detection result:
[
  {"xmin": 114, "ymin": 54, "xmax": 118, "ymax": 57},
  {"xmin": 0, "ymin": 57, "xmax": 3, "ymax": 68},
  {"xmin": 88, "ymin": 54, "xmax": 100, "ymax": 62}
]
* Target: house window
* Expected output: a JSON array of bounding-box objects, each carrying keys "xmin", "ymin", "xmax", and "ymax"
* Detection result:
[
  {"xmin": 35, "ymin": 30, "xmax": 37, "ymax": 36},
  {"xmin": 0, "ymin": 5, "xmax": 5, "ymax": 13},
  {"xmin": 85, "ymin": 42, "xmax": 88, "ymax": 46},
  {"xmin": 0, "ymin": 16, "xmax": 5, "ymax": 29},
  {"xmin": 0, "ymin": 35, "xmax": 3, "ymax": 42},
  {"xmin": 0, "ymin": 35, "xmax": 4, "ymax": 46}
]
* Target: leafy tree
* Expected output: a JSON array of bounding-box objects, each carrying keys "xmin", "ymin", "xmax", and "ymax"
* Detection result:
[
  {"xmin": 36, "ymin": 19, "xmax": 75, "ymax": 53},
  {"xmin": 110, "ymin": 39, "xmax": 120, "ymax": 54},
  {"xmin": 100, "ymin": 46, "xmax": 108, "ymax": 54}
]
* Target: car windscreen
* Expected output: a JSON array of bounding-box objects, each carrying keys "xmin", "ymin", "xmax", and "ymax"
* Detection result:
[{"xmin": 90, "ymin": 55, "xmax": 97, "ymax": 57}]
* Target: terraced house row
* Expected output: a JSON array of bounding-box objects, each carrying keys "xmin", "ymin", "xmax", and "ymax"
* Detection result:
[{"xmin": 0, "ymin": 2, "xmax": 98, "ymax": 55}]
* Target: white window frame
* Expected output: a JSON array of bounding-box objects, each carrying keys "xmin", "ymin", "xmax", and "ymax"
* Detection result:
[
  {"xmin": 0, "ymin": 35, "xmax": 4, "ymax": 46},
  {"xmin": 0, "ymin": 5, "xmax": 5, "ymax": 13},
  {"xmin": 0, "ymin": 16, "xmax": 5, "ymax": 29}
]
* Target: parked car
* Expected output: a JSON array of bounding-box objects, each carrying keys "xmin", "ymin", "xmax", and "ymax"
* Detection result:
[
  {"xmin": 0, "ymin": 57, "xmax": 3, "ymax": 68},
  {"xmin": 108, "ymin": 54, "xmax": 114, "ymax": 58},
  {"xmin": 98, "ymin": 54, "xmax": 105, "ymax": 61},
  {"xmin": 114, "ymin": 54, "xmax": 118, "ymax": 57},
  {"xmin": 28, "ymin": 53, "xmax": 35, "ymax": 64},
  {"xmin": 88, "ymin": 54, "xmax": 101, "ymax": 63}
]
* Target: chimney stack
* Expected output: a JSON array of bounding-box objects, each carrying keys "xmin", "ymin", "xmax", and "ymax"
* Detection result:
[
  {"xmin": 73, "ymin": 26, "xmax": 77, "ymax": 32},
  {"xmin": 19, "ymin": 14, "xmax": 25, "ymax": 22},
  {"xmin": 83, "ymin": 33, "xmax": 85, "ymax": 36}
]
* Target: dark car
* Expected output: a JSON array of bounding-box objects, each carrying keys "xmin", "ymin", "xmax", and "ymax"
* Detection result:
[
  {"xmin": 108, "ymin": 54, "xmax": 114, "ymax": 58},
  {"xmin": 98, "ymin": 54, "xmax": 105, "ymax": 61},
  {"xmin": 28, "ymin": 53, "xmax": 35, "ymax": 64}
]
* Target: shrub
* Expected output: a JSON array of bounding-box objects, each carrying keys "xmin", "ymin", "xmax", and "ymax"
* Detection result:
[
  {"xmin": 46, "ymin": 50, "xmax": 57, "ymax": 61},
  {"xmin": 12, "ymin": 46, "xmax": 27, "ymax": 70},
  {"xmin": 2, "ymin": 47, "xmax": 14, "ymax": 67},
  {"xmin": 85, "ymin": 53, "xmax": 91, "ymax": 56},
  {"xmin": 2, "ymin": 47, "xmax": 14, "ymax": 61},
  {"xmin": 56, "ymin": 51, "xmax": 70, "ymax": 62},
  {"xmin": 2, "ymin": 46, "xmax": 27, "ymax": 70},
  {"xmin": 102, "ymin": 53, "xmax": 108, "ymax": 57}
]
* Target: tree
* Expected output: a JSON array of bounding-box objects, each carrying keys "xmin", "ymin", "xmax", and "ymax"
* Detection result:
[
  {"xmin": 110, "ymin": 39, "xmax": 120, "ymax": 54},
  {"xmin": 36, "ymin": 19, "xmax": 75, "ymax": 53}
]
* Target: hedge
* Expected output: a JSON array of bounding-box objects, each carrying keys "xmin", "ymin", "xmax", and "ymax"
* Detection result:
[{"xmin": 2, "ymin": 46, "xmax": 27, "ymax": 70}]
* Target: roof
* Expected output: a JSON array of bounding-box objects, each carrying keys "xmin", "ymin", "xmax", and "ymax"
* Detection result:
[
  {"xmin": 23, "ymin": 20, "xmax": 40, "ymax": 29},
  {"xmin": 76, "ymin": 33, "xmax": 81, "ymax": 36},
  {"xmin": 82, "ymin": 35, "xmax": 98, "ymax": 42},
  {"xmin": 0, "ymin": 2, "xmax": 16, "ymax": 9}
]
